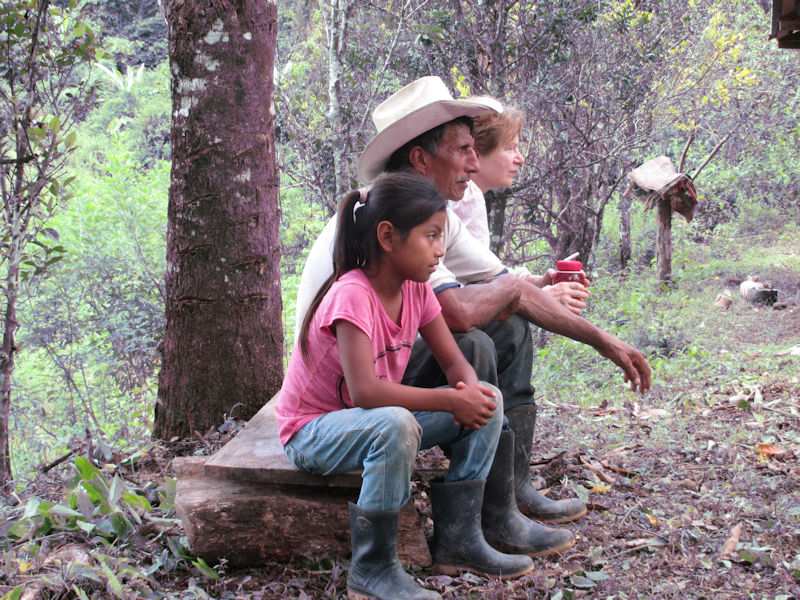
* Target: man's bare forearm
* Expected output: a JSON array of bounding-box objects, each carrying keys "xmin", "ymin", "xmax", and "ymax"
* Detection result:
[
  {"xmin": 436, "ymin": 277, "xmax": 521, "ymax": 332},
  {"xmin": 514, "ymin": 279, "xmax": 607, "ymax": 346},
  {"xmin": 439, "ymin": 274, "xmax": 603, "ymax": 344},
  {"xmin": 515, "ymin": 278, "xmax": 651, "ymax": 392}
]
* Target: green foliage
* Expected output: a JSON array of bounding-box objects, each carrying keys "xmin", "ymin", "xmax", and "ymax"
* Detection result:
[
  {"xmin": 5, "ymin": 21, "xmax": 167, "ymax": 479},
  {"xmin": 11, "ymin": 128, "xmax": 167, "ymax": 479},
  {"xmin": 0, "ymin": 0, "xmax": 100, "ymax": 280},
  {"xmin": 5, "ymin": 457, "xmax": 153, "ymax": 543},
  {"xmin": 77, "ymin": 59, "xmax": 171, "ymax": 170},
  {"xmin": 1, "ymin": 0, "xmax": 105, "ymax": 483},
  {"xmin": 0, "ymin": 455, "xmax": 217, "ymax": 599}
]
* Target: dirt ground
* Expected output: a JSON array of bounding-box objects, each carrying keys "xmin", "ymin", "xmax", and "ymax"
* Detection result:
[
  {"xmin": 207, "ymin": 395, "xmax": 799, "ymax": 599},
  {"xmin": 180, "ymin": 304, "xmax": 800, "ymax": 599}
]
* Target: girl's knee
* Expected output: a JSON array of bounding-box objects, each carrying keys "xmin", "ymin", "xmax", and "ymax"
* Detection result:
[
  {"xmin": 374, "ymin": 406, "xmax": 422, "ymax": 455},
  {"xmin": 482, "ymin": 383, "xmax": 504, "ymax": 434}
]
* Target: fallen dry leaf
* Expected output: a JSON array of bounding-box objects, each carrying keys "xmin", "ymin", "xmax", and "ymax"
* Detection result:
[
  {"xmin": 690, "ymin": 520, "xmax": 719, "ymax": 531},
  {"xmin": 719, "ymin": 523, "xmax": 743, "ymax": 559},
  {"xmin": 600, "ymin": 461, "xmax": 640, "ymax": 478},
  {"xmin": 676, "ymin": 478, "xmax": 700, "ymax": 490},
  {"xmin": 579, "ymin": 455, "xmax": 617, "ymax": 484},
  {"xmin": 757, "ymin": 443, "xmax": 786, "ymax": 457},
  {"xmin": 625, "ymin": 535, "xmax": 668, "ymax": 549},
  {"xmin": 763, "ymin": 461, "xmax": 785, "ymax": 473},
  {"xmin": 775, "ymin": 345, "xmax": 800, "ymax": 356},
  {"xmin": 645, "ymin": 514, "xmax": 662, "ymax": 526},
  {"xmin": 636, "ymin": 407, "xmax": 669, "ymax": 421},
  {"xmin": 602, "ymin": 444, "xmax": 637, "ymax": 460}
]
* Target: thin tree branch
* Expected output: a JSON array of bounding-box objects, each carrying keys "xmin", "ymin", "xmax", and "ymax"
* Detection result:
[
  {"xmin": 692, "ymin": 130, "xmax": 735, "ymax": 181},
  {"xmin": 678, "ymin": 134, "xmax": 694, "ymax": 173}
]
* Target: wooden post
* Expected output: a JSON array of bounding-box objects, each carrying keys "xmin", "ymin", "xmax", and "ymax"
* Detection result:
[
  {"xmin": 655, "ymin": 196, "xmax": 672, "ymax": 282},
  {"xmin": 618, "ymin": 190, "xmax": 632, "ymax": 270}
]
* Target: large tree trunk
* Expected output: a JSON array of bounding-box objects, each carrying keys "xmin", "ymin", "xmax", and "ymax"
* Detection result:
[{"xmin": 155, "ymin": 0, "xmax": 283, "ymax": 439}]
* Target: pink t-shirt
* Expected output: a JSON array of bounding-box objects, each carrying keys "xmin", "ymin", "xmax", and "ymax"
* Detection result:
[{"xmin": 275, "ymin": 269, "xmax": 441, "ymax": 445}]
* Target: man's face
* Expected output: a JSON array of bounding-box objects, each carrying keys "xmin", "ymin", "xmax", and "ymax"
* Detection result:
[{"xmin": 417, "ymin": 122, "xmax": 480, "ymax": 201}]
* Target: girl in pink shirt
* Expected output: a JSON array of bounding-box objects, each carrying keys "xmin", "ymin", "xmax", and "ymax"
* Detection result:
[{"xmin": 275, "ymin": 172, "xmax": 532, "ymax": 599}]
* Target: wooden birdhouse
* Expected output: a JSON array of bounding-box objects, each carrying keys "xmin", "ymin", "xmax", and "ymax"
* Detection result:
[{"xmin": 628, "ymin": 156, "xmax": 698, "ymax": 282}]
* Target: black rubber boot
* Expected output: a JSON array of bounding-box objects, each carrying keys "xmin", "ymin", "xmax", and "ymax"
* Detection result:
[
  {"xmin": 429, "ymin": 480, "xmax": 534, "ymax": 579},
  {"xmin": 347, "ymin": 502, "xmax": 441, "ymax": 600},
  {"xmin": 482, "ymin": 429, "xmax": 576, "ymax": 556},
  {"xmin": 506, "ymin": 404, "xmax": 587, "ymax": 523}
]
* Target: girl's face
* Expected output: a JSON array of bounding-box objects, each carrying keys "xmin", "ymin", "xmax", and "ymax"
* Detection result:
[
  {"xmin": 391, "ymin": 210, "xmax": 447, "ymax": 282},
  {"xmin": 477, "ymin": 135, "xmax": 524, "ymax": 190}
]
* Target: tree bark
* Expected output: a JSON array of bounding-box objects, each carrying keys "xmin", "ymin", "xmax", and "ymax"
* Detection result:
[
  {"xmin": 485, "ymin": 189, "xmax": 508, "ymax": 258},
  {"xmin": 325, "ymin": 0, "xmax": 355, "ymax": 202},
  {"xmin": 656, "ymin": 197, "xmax": 672, "ymax": 282},
  {"xmin": 155, "ymin": 0, "xmax": 283, "ymax": 439},
  {"xmin": 0, "ymin": 247, "xmax": 19, "ymax": 485}
]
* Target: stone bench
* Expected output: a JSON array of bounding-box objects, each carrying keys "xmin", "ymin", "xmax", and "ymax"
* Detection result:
[{"xmin": 174, "ymin": 394, "xmax": 431, "ymax": 568}]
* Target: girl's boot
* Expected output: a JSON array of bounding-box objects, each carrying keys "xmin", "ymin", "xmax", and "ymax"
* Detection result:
[
  {"xmin": 429, "ymin": 480, "xmax": 534, "ymax": 579},
  {"xmin": 347, "ymin": 502, "xmax": 441, "ymax": 600}
]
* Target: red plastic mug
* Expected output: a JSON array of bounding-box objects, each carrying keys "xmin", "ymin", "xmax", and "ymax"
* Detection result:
[{"xmin": 552, "ymin": 260, "xmax": 583, "ymax": 284}]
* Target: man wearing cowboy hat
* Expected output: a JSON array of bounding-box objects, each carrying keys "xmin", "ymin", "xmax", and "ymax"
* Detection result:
[{"xmin": 295, "ymin": 76, "xmax": 651, "ymax": 562}]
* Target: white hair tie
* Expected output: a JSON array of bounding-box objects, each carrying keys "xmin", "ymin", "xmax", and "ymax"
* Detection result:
[
  {"xmin": 353, "ymin": 188, "xmax": 370, "ymax": 221},
  {"xmin": 353, "ymin": 200, "xmax": 365, "ymax": 221}
]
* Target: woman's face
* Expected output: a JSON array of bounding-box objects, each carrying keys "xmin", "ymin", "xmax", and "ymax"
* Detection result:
[{"xmin": 476, "ymin": 135, "xmax": 524, "ymax": 191}]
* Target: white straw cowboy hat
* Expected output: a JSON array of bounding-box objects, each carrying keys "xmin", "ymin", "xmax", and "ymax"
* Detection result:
[{"xmin": 356, "ymin": 76, "xmax": 502, "ymax": 184}]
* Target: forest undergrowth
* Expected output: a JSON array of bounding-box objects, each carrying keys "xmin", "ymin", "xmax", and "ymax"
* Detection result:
[{"xmin": 1, "ymin": 218, "xmax": 798, "ymax": 599}]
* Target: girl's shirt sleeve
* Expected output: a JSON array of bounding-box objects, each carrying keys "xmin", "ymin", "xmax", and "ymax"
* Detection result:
[
  {"xmin": 418, "ymin": 280, "xmax": 442, "ymax": 328},
  {"xmin": 315, "ymin": 278, "xmax": 378, "ymax": 339}
]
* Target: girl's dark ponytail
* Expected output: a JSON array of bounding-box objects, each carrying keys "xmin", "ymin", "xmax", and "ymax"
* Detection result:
[
  {"xmin": 333, "ymin": 190, "xmax": 365, "ymax": 276},
  {"xmin": 299, "ymin": 190, "xmax": 362, "ymax": 360}
]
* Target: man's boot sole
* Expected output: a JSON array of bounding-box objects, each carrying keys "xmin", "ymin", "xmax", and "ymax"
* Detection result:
[
  {"xmin": 519, "ymin": 505, "xmax": 588, "ymax": 524},
  {"xmin": 433, "ymin": 561, "xmax": 535, "ymax": 580},
  {"xmin": 490, "ymin": 534, "xmax": 576, "ymax": 557},
  {"xmin": 347, "ymin": 592, "xmax": 374, "ymax": 600}
]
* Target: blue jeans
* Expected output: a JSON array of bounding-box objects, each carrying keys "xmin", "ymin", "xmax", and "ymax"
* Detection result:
[{"xmin": 284, "ymin": 384, "xmax": 503, "ymax": 511}]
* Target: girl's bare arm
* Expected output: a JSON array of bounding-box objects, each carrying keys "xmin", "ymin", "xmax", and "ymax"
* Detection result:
[
  {"xmin": 418, "ymin": 314, "xmax": 480, "ymax": 388},
  {"xmin": 336, "ymin": 320, "xmax": 496, "ymax": 429}
]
